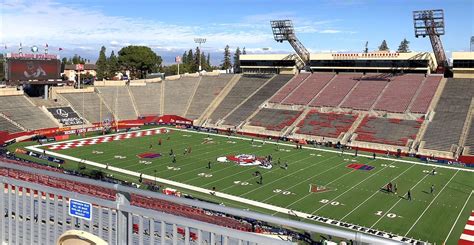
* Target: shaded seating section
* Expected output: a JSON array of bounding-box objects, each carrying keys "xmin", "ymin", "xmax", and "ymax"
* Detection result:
[
  {"xmin": 62, "ymin": 92, "xmax": 113, "ymax": 123},
  {"xmin": 0, "ymin": 117, "xmax": 23, "ymax": 133},
  {"xmin": 296, "ymin": 111, "xmax": 357, "ymax": 138},
  {"xmin": 248, "ymin": 108, "xmax": 302, "ymax": 131},
  {"xmin": 185, "ymin": 75, "xmax": 234, "ymax": 120},
  {"xmin": 269, "ymin": 73, "xmax": 308, "ymax": 103},
  {"xmin": 423, "ymin": 79, "xmax": 474, "ymax": 151},
  {"xmin": 310, "ymin": 73, "xmax": 361, "ymax": 107},
  {"xmin": 97, "ymin": 86, "xmax": 137, "ymax": 120},
  {"xmin": 282, "ymin": 73, "xmax": 334, "ymax": 105},
  {"xmin": 224, "ymin": 75, "xmax": 293, "ymax": 126},
  {"xmin": 409, "ymin": 76, "xmax": 442, "ymax": 113},
  {"xmin": 209, "ymin": 75, "xmax": 270, "ymax": 122},
  {"xmin": 340, "ymin": 79, "xmax": 388, "ymax": 110},
  {"xmin": 0, "ymin": 166, "xmax": 116, "ymax": 201},
  {"xmin": 129, "ymin": 83, "xmax": 162, "ymax": 116},
  {"xmin": 163, "ymin": 77, "xmax": 200, "ymax": 116},
  {"xmin": 0, "ymin": 95, "xmax": 57, "ymax": 130},
  {"xmin": 355, "ymin": 116, "xmax": 421, "ymax": 146},
  {"xmin": 465, "ymin": 121, "xmax": 474, "ymax": 154},
  {"xmin": 131, "ymin": 194, "xmax": 252, "ymax": 232},
  {"xmin": 373, "ymin": 74, "xmax": 425, "ymax": 113}
]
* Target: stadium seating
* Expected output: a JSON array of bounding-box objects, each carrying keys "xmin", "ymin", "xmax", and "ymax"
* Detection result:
[
  {"xmin": 310, "ymin": 73, "xmax": 361, "ymax": 107},
  {"xmin": 465, "ymin": 121, "xmax": 474, "ymax": 154},
  {"xmin": 0, "ymin": 95, "xmax": 57, "ymax": 130},
  {"xmin": 355, "ymin": 116, "xmax": 421, "ymax": 146},
  {"xmin": 423, "ymin": 79, "xmax": 474, "ymax": 151},
  {"xmin": 131, "ymin": 194, "xmax": 252, "ymax": 231},
  {"xmin": 269, "ymin": 73, "xmax": 309, "ymax": 103},
  {"xmin": 0, "ymin": 117, "xmax": 23, "ymax": 133},
  {"xmin": 224, "ymin": 75, "xmax": 293, "ymax": 125},
  {"xmin": 248, "ymin": 108, "xmax": 302, "ymax": 131},
  {"xmin": 163, "ymin": 77, "xmax": 200, "ymax": 116},
  {"xmin": 209, "ymin": 75, "xmax": 270, "ymax": 122},
  {"xmin": 61, "ymin": 92, "xmax": 114, "ymax": 123},
  {"xmin": 185, "ymin": 74, "xmax": 234, "ymax": 120},
  {"xmin": 0, "ymin": 166, "xmax": 116, "ymax": 201},
  {"xmin": 129, "ymin": 83, "xmax": 162, "ymax": 116},
  {"xmin": 282, "ymin": 73, "xmax": 334, "ymax": 105},
  {"xmin": 409, "ymin": 76, "xmax": 442, "ymax": 113},
  {"xmin": 373, "ymin": 74, "xmax": 425, "ymax": 113},
  {"xmin": 296, "ymin": 111, "xmax": 357, "ymax": 138},
  {"xmin": 97, "ymin": 86, "xmax": 137, "ymax": 120},
  {"xmin": 340, "ymin": 79, "xmax": 388, "ymax": 110}
]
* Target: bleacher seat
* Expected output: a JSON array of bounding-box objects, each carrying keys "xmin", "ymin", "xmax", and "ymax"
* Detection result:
[
  {"xmin": 163, "ymin": 77, "xmax": 200, "ymax": 116},
  {"xmin": 248, "ymin": 108, "xmax": 302, "ymax": 131},
  {"xmin": 340, "ymin": 78, "xmax": 388, "ymax": 110},
  {"xmin": 0, "ymin": 95, "xmax": 57, "ymax": 130},
  {"xmin": 0, "ymin": 117, "xmax": 23, "ymax": 133},
  {"xmin": 423, "ymin": 78, "xmax": 474, "ymax": 151},
  {"xmin": 269, "ymin": 73, "xmax": 309, "ymax": 103},
  {"xmin": 296, "ymin": 111, "xmax": 357, "ymax": 138},
  {"xmin": 465, "ymin": 120, "xmax": 474, "ymax": 154},
  {"xmin": 355, "ymin": 116, "xmax": 421, "ymax": 146},
  {"xmin": 373, "ymin": 74, "xmax": 425, "ymax": 113},
  {"xmin": 61, "ymin": 92, "xmax": 114, "ymax": 123},
  {"xmin": 310, "ymin": 73, "xmax": 361, "ymax": 107},
  {"xmin": 224, "ymin": 75, "xmax": 293, "ymax": 126},
  {"xmin": 209, "ymin": 75, "xmax": 270, "ymax": 122},
  {"xmin": 409, "ymin": 76, "xmax": 442, "ymax": 114},
  {"xmin": 185, "ymin": 75, "xmax": 234, "ymax": 120},
  {"xmin": 97, "ymin": 86, "xmax": 137, "ymax": 120},
  {"xmin": 282, "ymin": 73, "xmax": 334, "ymax": 105},
  {"xmin": 129, "ymin": 83, "xmax": 162, "ymax": 116}
]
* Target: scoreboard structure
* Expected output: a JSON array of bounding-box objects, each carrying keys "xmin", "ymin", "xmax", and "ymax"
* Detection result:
[{"xmin": 4, "ymin": 53, "xmax": 61, "ymax": 84}]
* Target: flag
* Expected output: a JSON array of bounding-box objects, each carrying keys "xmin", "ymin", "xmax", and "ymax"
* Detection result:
[
  {"xmin": 45, "ymin": 43, "xmax": 48, "ymax": 48},
  {"xmin": 58, "ymin": 47, "xmax": 63, "ymax": 51}
]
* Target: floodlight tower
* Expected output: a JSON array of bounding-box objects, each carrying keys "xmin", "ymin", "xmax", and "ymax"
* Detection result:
[
  {"xmin": 194, "ymin": 38, "xmax": 206, "ymax": 71},
  {"xmin": 270, "ymin": 20, "xmax": 310, "ymax": 70},
  {"xmin": 413, "ymin": 9, "xmax": 447, "ymax": 72}
]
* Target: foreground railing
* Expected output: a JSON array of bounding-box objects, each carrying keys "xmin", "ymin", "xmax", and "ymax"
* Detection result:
[{"xmin": 0, "ymin": 161, "xmax": 401, "ymax": 244}]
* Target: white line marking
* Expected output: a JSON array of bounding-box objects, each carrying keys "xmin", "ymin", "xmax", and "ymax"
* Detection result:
[{"xmin": 404, "ymin": 170, "xmax": 459, "ymax": 235}]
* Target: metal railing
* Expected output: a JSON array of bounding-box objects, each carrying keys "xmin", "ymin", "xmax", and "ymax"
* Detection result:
[{"xmin": 0, "ymin": 161, "xmax": 402, "ymax": 244}]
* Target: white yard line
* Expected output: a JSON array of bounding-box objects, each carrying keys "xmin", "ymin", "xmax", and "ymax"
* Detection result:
[
  {"xmin": 404, "ymin": 170, "xmax": 459, "ymax": 235},
  {"xmin": 370, "ymin": 168, "xmax": 434, "ymax": 228},
  {"xmin": 444, "ymin": 190, "xmax": 474, "ymax": 243},
  {"xmin": 340, "ymin": 163, "xmax": 417, "ymax": 220}
]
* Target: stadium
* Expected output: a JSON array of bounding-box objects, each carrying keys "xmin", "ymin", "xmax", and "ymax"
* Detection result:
[{"xmin": 0, "ymin": 3, "xmax": 473, "ymax": 245}]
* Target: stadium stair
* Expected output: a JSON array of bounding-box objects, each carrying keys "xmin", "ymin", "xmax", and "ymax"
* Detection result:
[
  {"xmin": 221, "ymin": 75, "xmax": 276, "ymax": 125},
  {"xmin": 0, "ymin": 112, "xmax": 26, "ymax": 132},
  {"xmin": 197, "ymin": 74, "xmax": 240, "ymax": 125},
  {"xmin": 126, "ymin": 86, "xmax": 141, "ymax": 117},
  {"xmin": 369, "ymin": 81, "xmax": 390, "ymax": 111},
  {"xmin": 182, "ymin": 76, "xmax": 203, "ymax": 117},
  {"xmin": 307, "ymin": 73, "xmax": 338, "ymax": 106},
  {"xmin": 336, "ymin": 78, "xmax": 362, "ymax": 108},
  {"xmin": 283, "ymin": 107, "xmax": 312, "ymax": 136},
  {"xmin": 95, "ymin": 88, "xmax": 118, "ymax": 119},
  {"xmin": 40, "ymin": 106, "xmax": 63, "ymax": 127},
  {"xmin": 458, "ymin": 99, "xmax": 474, "ymax": 149},
  {"xmin": 269, "ymin": 73, "xmax": 309, "ymax": 104}
]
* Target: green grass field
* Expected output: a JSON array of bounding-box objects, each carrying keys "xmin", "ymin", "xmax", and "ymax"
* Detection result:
[{"xmin": 25, "ymin": 127, "xmax": 474, "ymax": 244}]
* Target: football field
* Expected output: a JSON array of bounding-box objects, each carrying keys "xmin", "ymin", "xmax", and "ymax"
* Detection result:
[{"xmin": 26, "ymin": 127, "xmax": 474, "ymax": 244}]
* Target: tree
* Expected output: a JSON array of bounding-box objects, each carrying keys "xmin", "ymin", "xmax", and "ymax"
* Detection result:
[
  {"xmin": 364, "ymin": 41, "xmax": 369, "ymax": 53},
  {"xmin": 95, "ymin": 46, "xmax": 108, "ymax": 80},
  {"xmin": 207, "ymin": 53, "xmax": 211, "ymax": 68},
  {"xmin": 378, "ymin": 40, "xmax": 389, "ymax": 51},
  {"xmin": 0, "ymin": 54, "xmax": 4, "ymax": 81},
  {"xmin": 107, "ymin": 50, "xmax": 120, "ymax": 79},
  {"xmin": 233, "ymin": 47, "xmax": 242, "ymax": 73},
  {"xmin": 186, "ymin": 49, "xmax": 193, "ymax": 66},
  {"xmin": 182, "ymin": 52, "xmax": 187, "ymax": 65},
  {"xmin": 193, "ymin": 46, "xmax": 201, "ymax": 72},
  {"xmin": 397, "ymin": 38, "xmax": 410, "ymax": 53},
  {"xmin": 117, "ymin": 45, "xmax": 162, "ymax": 79},
  {"xmin": 221, "ymin": 45, "xmax": 232, "ymax": 70}
]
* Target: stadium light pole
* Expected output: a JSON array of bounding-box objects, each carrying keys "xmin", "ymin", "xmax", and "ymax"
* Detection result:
[{"xmin": 194, "ymin": 38, "xmax": 206, "ymax": 71}]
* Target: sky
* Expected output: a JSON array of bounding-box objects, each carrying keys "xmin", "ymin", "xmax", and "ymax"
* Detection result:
[{"xmin": 1, "ymin": 0, "xmax": 473, "ymax": 65}]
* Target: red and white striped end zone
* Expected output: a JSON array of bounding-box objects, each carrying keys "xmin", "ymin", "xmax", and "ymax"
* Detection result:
[
  {"xmin": 47, "ymin": 129, "xmax": 169, "ymax": 150},
  {"xmin": 459, "ymin": 211, "xmax": 474, "ymax": 245}
]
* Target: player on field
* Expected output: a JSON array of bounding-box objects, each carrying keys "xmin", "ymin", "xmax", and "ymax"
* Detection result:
[
  {"xmin": 158, "ymin": 138, "xmax": 162, "ymax": 145},
  {"xmin": 208, "ymin": 161, "xmax": 211, "ymax": 169},
  {"xmin": 407, "ymin": 189, "xmax": 412, "ymax": 200},
  {"xmin": 172, "ymin": 155, "xmax": 176, "ymax": 164},
  {"xmin": 430, "ymin": 184, "xmax": 435, "ymax": 195},
  {"xmin": 372, "ymin": 152, "xmax": 376, "ymax": 160},
  {"xmin": 431, "ymin": 168, "xmax": 436, "ymax": 175}
]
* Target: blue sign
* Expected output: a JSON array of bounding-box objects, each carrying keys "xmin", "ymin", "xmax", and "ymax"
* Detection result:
[{"xmin": 69, "ymin": 199, "xmax": 92, "ymax": 221}]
